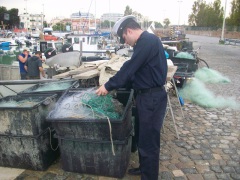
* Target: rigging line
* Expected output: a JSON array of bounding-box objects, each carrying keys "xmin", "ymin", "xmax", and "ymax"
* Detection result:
[{"xmin": 82, "ymin": 0, "xmax": 94, "ymax": 31}]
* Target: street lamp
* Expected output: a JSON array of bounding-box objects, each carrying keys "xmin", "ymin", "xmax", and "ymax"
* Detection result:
[
  {"xmin": 177, "ymin": 0, "xmax": 182, "ymax": 30},
  {"xmin": 42, "ymin": 4, "xmax": 44, "ymax": 30},
  {"xmin": 109, "ymin": 0, "xmax": 111, "ymax": 33},
  {"xmin": 221, "ymin": 0, "xmax": 227, "ymax": 41}
]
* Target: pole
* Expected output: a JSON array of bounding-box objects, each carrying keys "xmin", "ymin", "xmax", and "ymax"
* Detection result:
[
  {"xmin": 95, "ymin": 0, "xmax": 96, "ymax": 31},
  {"xmin": 177, "ymin": 0, "xmax": 182, "ymax": 30},
  {"xmin": 109, "ymin": 0, "xmax": 111, "ymax": 33},
  {"xmin": 42, "ymin": 4, "xmax": 44, "ymax": 30},
  {"xmin": 221, "ymin": 0, "xmax": 227, "ymax": 41}
]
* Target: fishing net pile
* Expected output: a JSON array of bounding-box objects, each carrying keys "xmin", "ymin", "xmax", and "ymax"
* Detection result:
[
  {"xmin": 50, "ymin": 88, "xmax": 124, "ymax": 119},
  {"xmin": 179, "ymin": 67, "xmax": 240, "ymax": 109},
  {"xmin": 175, "ymin": 52, "xmax": 195, "ymax": 59}
]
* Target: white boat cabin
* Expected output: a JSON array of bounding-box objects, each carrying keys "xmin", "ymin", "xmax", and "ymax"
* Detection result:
[{"xmin": 66, "ymin": 34, "xmax": 100, "ymax": 56}]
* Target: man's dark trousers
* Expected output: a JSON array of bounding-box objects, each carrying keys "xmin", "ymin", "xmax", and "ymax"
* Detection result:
[{"xmin": 135, "ymin": 89, "xmax": 167, "ymax": 180}]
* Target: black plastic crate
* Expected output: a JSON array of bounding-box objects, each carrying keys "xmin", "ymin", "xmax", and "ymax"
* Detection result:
[
  {"xmin": 170, "ymin": 57, "xmax": 198, "ymax": 72},
  {"xmin": 173, "ymin": 63, "xmax": 189, "ymax": 73},
  {"xmin": 58, "ymin": 136, "xmax": 132, "ymax": 178},
  {"xmin": 0, "ymin": 94, "xmax": 57, "ymax": 136},
  {"xmin": 46, "ymin": 88, "xmax": 133, "ymax": 141},
  {"xmin": 0, "ymin": 128, "xmax": 59, "ymax": 170},
  {"xmin": 18, "ymin": 79, "xmax": 79, "ymax": 99}
]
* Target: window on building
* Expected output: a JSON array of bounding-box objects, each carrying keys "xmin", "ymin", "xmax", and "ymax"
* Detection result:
[{"xmin": 74, "ymin": 37, "xmax": 79, "ymax": 43}]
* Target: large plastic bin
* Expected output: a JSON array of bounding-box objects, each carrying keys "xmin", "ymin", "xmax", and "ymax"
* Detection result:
[
  {"xmin": 0, "ymin": 94, "xmax": 57, "ymax": 136},
  {"xmin": 170, "ymin": 57, "xmax": 198, "ymax": 72},
  {"xmin": 58, "ymin": 136, "xmax": 132, "ymax": 178},
  {"xmin": 19, "ymin": 79, "xmax": 79, "ymax": 99},
  {"xmin": 46, "ymin": 88, "xmax": 133, "ymax": 141},
  {"xmin": 0, "ymin": 128, "xmax": 59, "ymax": 170}
]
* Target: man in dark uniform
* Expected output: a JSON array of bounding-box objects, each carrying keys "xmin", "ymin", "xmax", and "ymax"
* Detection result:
[{"xmin": 96, "ymin": 15, "xmax": 167, "ymax": 180}]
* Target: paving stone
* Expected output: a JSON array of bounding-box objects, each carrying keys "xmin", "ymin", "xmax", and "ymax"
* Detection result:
[
  {"xmin": 178, "ymin": 156, "xmax": 193, "ymax": 163},
  {"xmin": 173, "ymin": 177, "xmax": 187, "ymax": 180},
  {"xmin": 179, "ymin": 151, "xmax": 189, "ymax": 156},
  {"xmin": 202, "ymin": 153, "xmax": 214, "ymax": 160},
  {"xmin": 189, "ymin": 154, "xmax": 203, "ymax": 160},
  {"xmin": 202, "ymin": 173, "xmax": 217, "ymax": 180},
  {"xmin": 213, "ymin": 154, "xmax": 222, "ymax": 160},
  {"xmin": 186, "ymin": 174, "xmax": 204, "ymax": 180},
  {"xmin": 167, "ymin": 164, "xmax": 178, "ymax": 170},
  {"xmin": 230, "ymin": 173, "xmax": 240, "ymax": 180},
  {"xmin": 234, "ymin": 166, "xmax": 240, "ymax": 174},
  {"xmin": 215, "ymin": 173, "xmax": 231, "ymax": 180},
  {"xmin": 195, "ymin": 164, "xmax": 210, "ymax": 174},
  {"xmin": 226, "ymin": 160, "xmax": 240, "ymax": 167},
  {"xmin": 159, "ymin": 171, "xmax": 173, "ymax": 180},
  {"xmin": 181, "ymin": 168, "xmax": 198, "ymax": 174},
  {"xmin": 172, "ymin": 170, "xmax": 185, "ymax": 177},
  {"xmin": 210, "ymin": 165, "xmax": 222, "ymax": 173},
  {"xmin": 160, "ymin": 155, "xmax": 172, "ymax": 161},
  {"xmin": 223, "ymin": 149, "xmax": 237, "ymax": 154},
  {"xmin": 221, "ymin": 166, "xmax": 236, "ymax": 173}
]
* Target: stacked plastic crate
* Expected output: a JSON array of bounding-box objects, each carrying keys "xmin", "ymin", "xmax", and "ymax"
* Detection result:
[
  {"xmin": 0, "ymin": 94, "xmax": 59, "ymax": 170},
  {"xmin": 47, "ymin": 88, "xmax": 134, "ymax": 178}
]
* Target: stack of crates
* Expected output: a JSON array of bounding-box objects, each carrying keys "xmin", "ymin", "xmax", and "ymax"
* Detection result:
[
  {"xmin": 47, "ymin": 88, "xmax": 134, "ymax": 178},
  {"xmin": 0, "ymin": 94, "xmax": 59, "ymax": 170}
]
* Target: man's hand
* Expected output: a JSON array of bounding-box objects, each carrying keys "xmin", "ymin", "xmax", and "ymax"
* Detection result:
[{"xmin": 96, "ymin": 85, "xmax": 109, "ymax": 96}]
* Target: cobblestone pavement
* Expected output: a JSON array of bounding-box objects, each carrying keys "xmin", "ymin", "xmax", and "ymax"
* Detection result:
[{"xmin": 4, "ymin": 34, "xmax": 240, "ymax": 180}]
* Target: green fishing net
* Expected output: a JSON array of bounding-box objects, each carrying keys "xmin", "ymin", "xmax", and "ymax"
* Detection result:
[
  {"xmin": 81, "ymin": 90, "xmax": 122, "ymax": 119},
  {"xmin": 175, "ymin": 52, "xmax": 195, "ymax": 59},
  {"xmin": 51, "ymin": 88, "xmax": 124, "ymax": 119},
  {"xmin": 194, "ymin": 67, "xmax": 230, "ymax": 83},
  {"xmin": 179, "ymin": 68, "xmax": 240, "ymax": 109}
]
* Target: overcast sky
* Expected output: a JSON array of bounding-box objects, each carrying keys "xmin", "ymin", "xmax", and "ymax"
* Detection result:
[{"xmin": 1, "ymin": 0, "xmax": 231, "ymax": 25}]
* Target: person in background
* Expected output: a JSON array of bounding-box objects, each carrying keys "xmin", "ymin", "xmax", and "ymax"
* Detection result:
[
  {"xmin": 18, "ymin": 48, "xmax": 31, "ymax": 79},
  {"xmin": 96, "ymin": 15, "xmax": 167, "ymax": 180},
  {"xmin": 24, "ymin": 51, "xmax": 45, "ymax": 79}
]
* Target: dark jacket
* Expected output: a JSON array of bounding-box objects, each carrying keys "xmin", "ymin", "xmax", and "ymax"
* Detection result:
[
  {"xmin": 105, "ymin": 31, "xmax": 167, "ymax": 91},
  {"xmin": 25, "ymin": 56, "xmax": 43, "ymax": 77}
]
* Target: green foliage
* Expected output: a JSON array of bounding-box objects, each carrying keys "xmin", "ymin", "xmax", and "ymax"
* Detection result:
[
  {"xmin": 100, "ymin": 20, "xmax": 115, "ymax": 28},
  {"xmin": 188, "ymin": 0, "xmax": 223, "ymax": 28},
  {"xmin": 226, "ymin": 0, "xmax": 240, "ymax": 27},
  {"xmin": 163, "ymin": 18, "xmax": 170, "ymax": 28},
  {"xmin": 124, "ymin": 6, "xmax": 132, "ymax": 16},
  {"xmin": 0, "ymin": 6, "xmax": 20, "ymax": 29},
  {"xmin": 155, "ymin": 22, "xmax": 163, "ymax": 28},
  {"xmin": 52, "ymin": 22, "xmax": 66, "ymax": 31}
]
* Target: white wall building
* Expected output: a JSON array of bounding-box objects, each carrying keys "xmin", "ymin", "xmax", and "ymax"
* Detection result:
[
  {"xmin": 100, "ymin": 13, "xmax": 123, "ymax": 22},
  {"xmin": 19, "ymin": 13, "xmax": 44, "ymax": 30}
]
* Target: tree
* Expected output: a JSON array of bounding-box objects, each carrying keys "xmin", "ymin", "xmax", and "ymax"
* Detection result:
[
  {"xmin": 52, "ymin": 22, "xmax": 66, "ymax": 31},
  {"xmin": 226, "ymin": 0, "xmax": 240, "ymax": 28},
  {"xmin": 163, "ymin": 18, "xmax": 170, "ymax": 28},
  {"xmin": 0, "ymin": 6, "xmax": 20, "ymax": 29},
  {"xmin": 155, "ymin": 22, "xmax": 163, "ymax": 28},
  {"xmin": 188, "ymin": 0, "xmax": 207, "ymax": 26},
  {"xmin": 188, "ymin": 0, "xmax": 223, "ymax": 28},
  {"xmin": 124, "ymin": 6, "xmax": 132, "ymax": 16},
  {"xmin": 8, "ymin": 8, "xmax": 20, "ymax": 28}
]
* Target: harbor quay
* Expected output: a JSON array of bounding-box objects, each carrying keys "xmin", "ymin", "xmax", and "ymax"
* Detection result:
[{"xmin": 0, "ymin": 34, "xmax": 240, "ymax": 180}]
